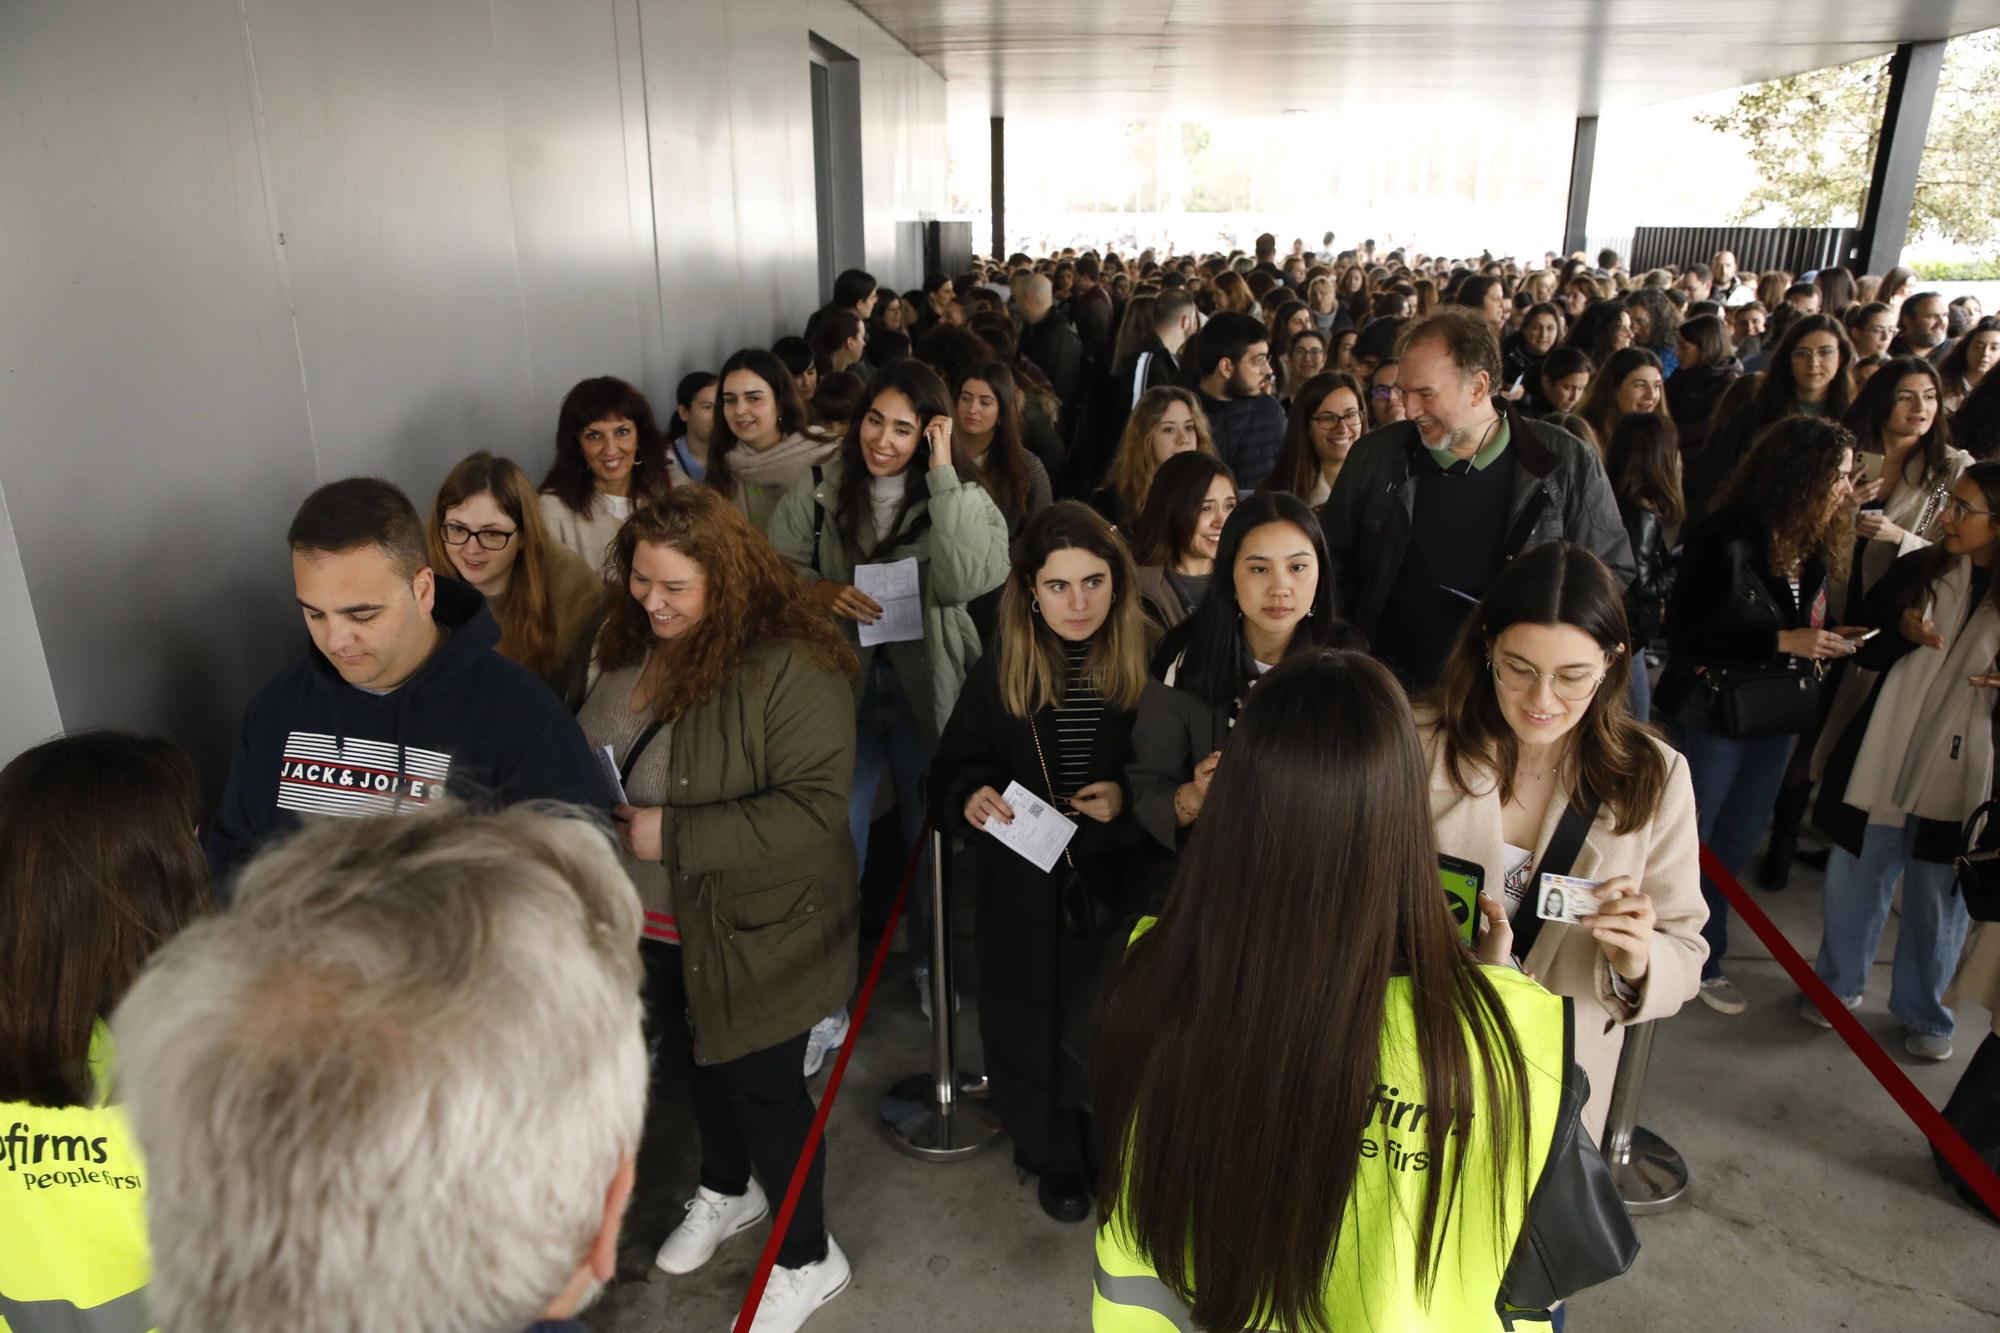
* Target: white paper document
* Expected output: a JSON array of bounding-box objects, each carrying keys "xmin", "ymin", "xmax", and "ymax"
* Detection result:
[
  {"xmin": 981, "ymin": 780, "xmax": 1078, "ymax": 873},
  {"xmin": 596, "ymin": 745, "xmax": 629, "ymax": 805},
  {"xmin": 854, "ymin": 557, "xmax": 924, "ymax": 647}
]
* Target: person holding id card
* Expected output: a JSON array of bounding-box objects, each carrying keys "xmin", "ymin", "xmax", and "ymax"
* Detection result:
[
  {"xmin": 930, "ymin": 504, "xmax": 1150, "ymax": 1223},
  {"xmin": 768, "ymin": 360, "xmax": 1010, "ymax": 1001},
  {"xmin": 1423, "ymin": 542, "xmax": 1707, "ymax": 1136}
]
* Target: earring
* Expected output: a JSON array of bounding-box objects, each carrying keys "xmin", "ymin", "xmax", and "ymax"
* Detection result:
[
  {"xmin": 1306, "ymin": 606, "xmax": 1316, "ymax": 617},
  {"xmin": 1032, "ymin": 598, "xmax": 1042, "ymax": 614}
]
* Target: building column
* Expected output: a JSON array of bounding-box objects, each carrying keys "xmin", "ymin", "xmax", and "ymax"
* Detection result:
[
  {"xmin": 1561, "ymin": 115, "xmax": 1598, "ymax": 259},
  {"xmin": 990, "ymin": 116, "xmax": 1005, "ymax": 261},
  {"xmin": 1858, "ymin": 40, "xmax": 1944, "ymax": 275}
]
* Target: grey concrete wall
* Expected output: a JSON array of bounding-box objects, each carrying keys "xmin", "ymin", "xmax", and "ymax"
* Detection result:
[{"xmin": 0, "ymin": 0, "xmax": 945, "ymax": 785}]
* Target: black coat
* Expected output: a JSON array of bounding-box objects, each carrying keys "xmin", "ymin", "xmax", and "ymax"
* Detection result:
[
  {"xmin": 1127, "ymin": 673, "xmax": 1234, "ymax": 853},
  {"xmin": 1621, "ymin": 504, "xmax": 1675, "ymax": 645},
  {"xmin": 929, "ymin": 649, "xmax": 1146, "ymax": 1174},
  {"xmin": 1656, "ymin": 503, "xmax": 1828, "ymax": 720},
  {"xmin": 1665, "ymin": 358, "xmax": 1743, "ymax": 458}
]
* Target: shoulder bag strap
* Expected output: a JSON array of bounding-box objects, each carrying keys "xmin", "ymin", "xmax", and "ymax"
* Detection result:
[
  {"xmin": 618, "ymin": 719, "xmax": 667, "ymax": 790},
  {"xmin": 1509, "ymin": 786, "xmax": 1599, "ymax": 962},
  {"xmin": 1028, "ymin": 712, "xmax": 1077, "ymax": 872},
  {"xmin": 810, "ymin": 464, "xmax": 825, "ymax": 575}
]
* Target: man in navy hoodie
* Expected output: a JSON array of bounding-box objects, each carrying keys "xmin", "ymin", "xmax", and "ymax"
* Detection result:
[{"xmin": 206, "ymin": 477, "xmax": 607, "ymax": 887}]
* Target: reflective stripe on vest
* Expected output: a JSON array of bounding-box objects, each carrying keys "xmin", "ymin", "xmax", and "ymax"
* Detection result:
[
  {"xmin": 1093, "ymin": 1257, "xmax": 1195, "ymax": 1332},
  {"xmin": 0, "ymin": 1286, "xmax": 151, "ymax": 1333}
]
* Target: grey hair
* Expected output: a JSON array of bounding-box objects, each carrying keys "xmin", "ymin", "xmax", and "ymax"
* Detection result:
[{"xmin": 112, "ymin": 803, "xmax": 648, "ymax": 1333}]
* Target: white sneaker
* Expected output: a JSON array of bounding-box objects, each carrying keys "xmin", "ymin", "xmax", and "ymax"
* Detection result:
[
  {"xmin": 1698, "ymin": 975, "xmax": 1748, "ymax": 1015},
  {"xmin": 914, "ymin": 964, "xmax": 959, "ymax": 1022},
  {"xmin": 1905, "ymin": 1028, "xmax": 1954, "ymax": 1061},
  {"xmin": 747, "ymin": 1235, "xmax": 851, "ymax": 1333},
  {"xmin": 803, "ymin": 1009, "xmax": 850, "ymax": 1078},
  {"xmin": 654, "ymin": 1180, "xmax": 769, "ymax": 1275}
]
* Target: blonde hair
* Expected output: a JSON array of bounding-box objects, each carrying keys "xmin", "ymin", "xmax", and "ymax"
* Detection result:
[
  {"xmin": 998, "ymin": 503, "xmax": 1148, "ymax": 717},
  {"xmin": 1108, "ymin": 387, "xmax": 1216, "ymax": 522}
]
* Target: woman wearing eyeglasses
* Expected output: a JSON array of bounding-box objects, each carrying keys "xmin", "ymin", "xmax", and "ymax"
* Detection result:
[
  {"xmin": 1365, "ymin": 358, "xmax": 1405, "ymax": 429},
  {"xmin": 430, "ymin": 452, "xmax": 605, "ymax": 694},
  {"xmin": 1422, "ymin": 542, "xmax": 1706, "ymax": 1136},
  {"xmin": 1805, "ymin": 462, "xmax": 2000, "ymax": 1061},
  {"xmin": 1269, "ymin": 371, "xmax": 1366, "ymax": 506},
  {"xmin": 1685, "ymin": 313, "xmax": 1856, "ymax": 522}
]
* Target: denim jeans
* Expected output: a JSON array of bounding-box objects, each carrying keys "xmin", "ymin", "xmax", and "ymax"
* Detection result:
[
  {"xmin": 850, "ymin": 654, "xmax": 934, "ymax": 970},
  {"xmin": 1669, "ymin": 715, "xmax": 1796, "ymax": 978},
  {"xmin": 1815, "ymin": 817, "xmax": 1973, "ymax": 1036}
]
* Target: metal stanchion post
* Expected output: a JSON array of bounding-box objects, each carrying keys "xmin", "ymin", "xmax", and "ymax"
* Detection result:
[
  {"xmin": 1601, "ymin": 1020, "xmax": 1688, "ymax": 1214},
  {"xmin": 879, "ymin": 828, "xmax": 1005, "ymax": 1161}
]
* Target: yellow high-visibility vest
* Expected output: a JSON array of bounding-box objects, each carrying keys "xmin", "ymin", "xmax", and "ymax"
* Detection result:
[
  {"xmin": 1093, "ymin": 934, "xmax": 1570, "ymax": 1332},
  {"xmin": 0, "ymin": 1023, "xmax": 153, "ymax": 1333}
]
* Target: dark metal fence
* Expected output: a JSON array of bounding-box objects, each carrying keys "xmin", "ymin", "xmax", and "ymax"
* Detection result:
[{"xmin": 1630, "ymin": 226, "xmax": 1862, "ymax": 275}]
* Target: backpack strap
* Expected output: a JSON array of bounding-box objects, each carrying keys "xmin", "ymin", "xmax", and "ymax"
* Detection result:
[{"xmin": 810, "ymin": 464, "xmax": 825, "ymax": 575}]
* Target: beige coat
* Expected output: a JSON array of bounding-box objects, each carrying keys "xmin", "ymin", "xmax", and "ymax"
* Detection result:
[
  {"xmin": 1423, "ymin": 724, "xmax": 1709, "ymax": 1136},
  {"xmin": 1947, "ymin": 923, "xmax": 2000, "ymax": 1037}
]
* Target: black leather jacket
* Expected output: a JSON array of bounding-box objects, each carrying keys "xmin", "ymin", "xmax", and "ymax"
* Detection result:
[
  {"xmin": 1620, "ymin": 505, "xmax": 1676, "ymax": 645},
  {"xmin": 1656, "ymin": 503, "xmax": 1827, "ymax": 718}
]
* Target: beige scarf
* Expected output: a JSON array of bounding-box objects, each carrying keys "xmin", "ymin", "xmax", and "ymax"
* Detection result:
[
  {"xmin": 1843, "ymin": 555, "xmax": 2000, "ymax": 827},
  {"xmin": 722, "ymin": 431, "xmax": 838, "ymax": 491}
]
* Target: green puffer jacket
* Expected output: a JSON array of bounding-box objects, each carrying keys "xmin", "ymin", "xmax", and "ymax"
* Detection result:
[
  {"xmin": 766, "ymin": 459, "xmax": 1011, "ymax": 747},
  {"xmin": 661, "ymin": 638, "xmax": 860, "ymax": 1066}
]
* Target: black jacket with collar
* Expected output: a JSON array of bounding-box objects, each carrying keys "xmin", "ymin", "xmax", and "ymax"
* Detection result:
[
  {"xmin": 1655, "ymin": 502, "xmax": 1829, "ymax": 719},
  {"xmin": 1318, "ymin": 397, "xmax": 1637, "ymax": 641}
]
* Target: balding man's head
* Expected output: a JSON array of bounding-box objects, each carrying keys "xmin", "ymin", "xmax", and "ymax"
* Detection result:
[{"xmin": 1019, "ymin": 274, "xmax": 1055, "ymax": 322}]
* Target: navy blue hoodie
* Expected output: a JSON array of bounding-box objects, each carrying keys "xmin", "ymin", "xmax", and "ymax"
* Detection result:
[{"xmin": 205, "ymin": 577, "xmax": 608, "ymax": 887}]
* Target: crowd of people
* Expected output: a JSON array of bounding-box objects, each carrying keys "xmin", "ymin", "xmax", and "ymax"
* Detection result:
[{"xmin": 7, "ymin": 232, "xmax": 2000, "ymax": 1333}]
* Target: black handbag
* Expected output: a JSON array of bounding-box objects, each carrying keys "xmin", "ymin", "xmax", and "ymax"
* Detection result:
[
  {"xmin": 1030, "ymin": 717, "xmax": 1117, "ymax": 938},
  {"xmin": 1498, "ymin": 1062, "xmax": 1642, "ymax": 1322},
  {"xmin": 1952, "ymin": 800, "xmax": 2000, "ymax": 923},
  {"xmin": 1713, "ymin": 664, "xmax": 1822, "ymax": 739}
]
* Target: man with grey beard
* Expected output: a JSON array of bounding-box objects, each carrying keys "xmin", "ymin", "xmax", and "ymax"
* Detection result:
[{"xmin": 1319, "ymin": 307, "xmax": 1635, "ymax": 688}]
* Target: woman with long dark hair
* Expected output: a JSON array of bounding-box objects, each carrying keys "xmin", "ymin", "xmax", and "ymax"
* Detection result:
[
  {"xmin": 1844, "ymin": 355, "xmax": 1968, "ymax": 600},
  {"xmin": 1657, "ymin": 417, "xmax": 1861, "ymax": 1013},
  {"xmin": 429, "ymin": 452, "xmax": 602, "ymax": 693},
  {"xmin": 1094, "ymin": 651, "xmax": 1612, "ymax": 1331},
  {"xmin": 1603, "ymin": 415, "xmax": 1685, "ymax": 722},
  {"xmin": 1126, "ymin": 452, "xmax": 1238, "ymax": 634},
  {"xmin": 538, "ymin": 375, "xmax": 673, "ymax": 568},
  {"xmin": 767, "ymin": 360, "xmax": 1010, "ymax": 1002},
  {"xmin": 1952, "ymin": 360, "xmax": 2000, "ymax": 461},
  {"xmin": 0, "ymin": 732, "xmax": 211, "ymax": 1323},
  {"xmin": 703, "ymin": 347, "xmax": 829, "ymax": 533},
  {"xmin": 1564, "ymin": 300, "xmax": 1632, "ymax": 371},
  {"xmin": 1270, "ymin": 371, "xmax": 1366, "ymax": 505},
  {"xmin": 1935, "ymin": 316, "xmax": 2000, "ymax": 414},
  {"xmin": 1665, "ymin": 314, "xmax": 1741, "ymax": 457},
  {"xmin": 1128, "ymin": 493, "xmax": 1352, "ymax": 851},
  {"xmin": 1424, "ymin": 543, "xmax": 1706, "ymax": 1134},
  {"xmin": 953, "ymin": 361, "xmax": 1053, "ymax": 536},
  {"xmin": 1687, "ymin": 313, "xmax": 1856, "ymax": 520},
  {"xmin": 931, "ymin": 504, "xmax": 1150, "ymax": 1222},
  {"xmin": 1807, "ymin": 462, "xmax": 2000, "ymax": 1061},
  {"xmin": 1577, "ymin": 347, "xmax": 1665, "ymax": 454},
  {"xmin": 575, "ymin": 487, "xmax": 859, "ymax": 1320}
]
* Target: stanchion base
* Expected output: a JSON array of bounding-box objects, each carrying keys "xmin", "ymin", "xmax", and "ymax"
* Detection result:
[
  {"xmin": 1611, "ymin": 1125, "xmax": 1689, "ymax": 1214},
  {"xmin": 879, "ymin": 1072, "xmax": 1007, "ymax": 1161}
]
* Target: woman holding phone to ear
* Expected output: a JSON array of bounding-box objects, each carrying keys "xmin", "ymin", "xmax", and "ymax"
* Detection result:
[
  {"xmin": 1806, "ymin": 461, "xmax": 2000, "ymax": 1061},
  {"xmin": 1422, "ymin": 541, "xmax": 1706, "ymax": 1137},
  {"xmin": 769, "ymin": 360, "xmax": 1010, "ymax": 1004}
]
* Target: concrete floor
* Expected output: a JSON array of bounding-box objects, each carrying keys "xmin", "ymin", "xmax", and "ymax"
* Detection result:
[{"xmin": 586, "ymin": 853, "xmax": 2000, "ymax": 1333}]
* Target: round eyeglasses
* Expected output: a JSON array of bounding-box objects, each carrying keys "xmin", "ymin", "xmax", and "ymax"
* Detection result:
[{"xmin": 1489, "ymin": 656, "xmax": 1606, "ymax": 702}]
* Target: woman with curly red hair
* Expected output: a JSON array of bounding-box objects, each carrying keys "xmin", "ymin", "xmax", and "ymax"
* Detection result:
[{"xmin": 572, "ymin": 485, "xmax": 860, "ymax": 1325}]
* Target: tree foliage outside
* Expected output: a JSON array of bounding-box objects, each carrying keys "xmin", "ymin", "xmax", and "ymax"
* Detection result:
[{"xmin": 1697, "ymin": 30, "xmax": 2000, "ymax": 250}]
